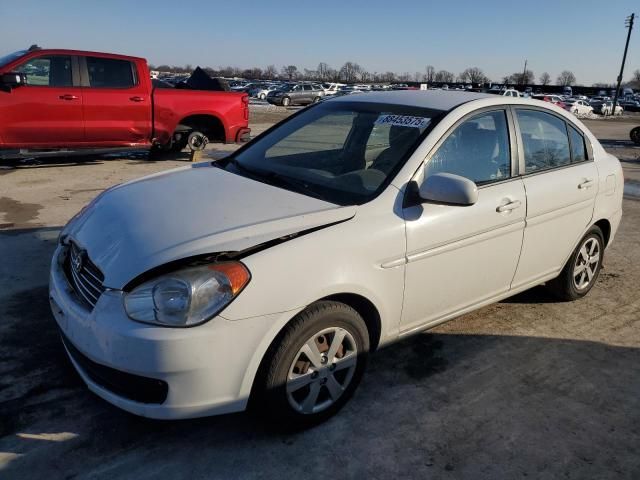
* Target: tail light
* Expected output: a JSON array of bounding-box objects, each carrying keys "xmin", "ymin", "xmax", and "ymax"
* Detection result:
[{"xmin": 241, "ymin": 94, "xmax": 249, "ymax": 120}]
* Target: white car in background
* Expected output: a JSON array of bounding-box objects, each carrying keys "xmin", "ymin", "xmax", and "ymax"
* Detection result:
[
  {"xmin": 321, "ymin": 82, "xmax": 346, "ymax": 95},
  {"xmin": 50, "ymin": 91, "xmax": 623, "ymax": 428},
  {"xmin": 564, "ymin": 99, "xmax": 594, "ymax": 117},
  {"xmin": 502, "ymin": 89, "xmax": 522, "ymax": 97},
  {"xmin": 253, "ymin": 85, "xmax": 279, "ymax": 100}
]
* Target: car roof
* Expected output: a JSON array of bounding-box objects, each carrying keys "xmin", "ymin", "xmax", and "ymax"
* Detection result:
[{"xmin": 329, "ymin": 90, "xmax": 493, "ymax": 111}]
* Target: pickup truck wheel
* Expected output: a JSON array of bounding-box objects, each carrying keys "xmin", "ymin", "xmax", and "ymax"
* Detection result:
[
  {"xmin": 282, "ymin": 97, "xmax": 291, "ymax": 107},
  {"xmin": 253, "ymin": 301, "xmax": 369, "ymax": 430}
]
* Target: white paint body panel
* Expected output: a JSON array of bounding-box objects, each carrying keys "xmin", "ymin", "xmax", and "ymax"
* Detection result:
[{"xmin": 49, "ymin": 92, "xmax": 623, "ymax": 419}]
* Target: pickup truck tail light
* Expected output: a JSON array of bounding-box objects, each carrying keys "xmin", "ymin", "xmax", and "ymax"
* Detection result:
[{"xmin": 241, "ymin": 94, "xmax": 249, "ymax": 120}]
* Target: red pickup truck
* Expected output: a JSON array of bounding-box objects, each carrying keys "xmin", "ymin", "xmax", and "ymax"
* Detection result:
[{"xmin": 0, "ymin": 47, "xmax": 250, "ymax": 156}]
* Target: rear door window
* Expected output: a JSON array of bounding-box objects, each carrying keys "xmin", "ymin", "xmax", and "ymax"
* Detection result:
[
  {"xmin": 516, "ymin": 110, "xmax": 571, "ymax": 172},
  {"xmin": 15, "ymin": 56, "xmax": 73, "ymax": 87},
  {"xmin": 86, "ymin": 57, "xmax": 136, "ymax": 88}
]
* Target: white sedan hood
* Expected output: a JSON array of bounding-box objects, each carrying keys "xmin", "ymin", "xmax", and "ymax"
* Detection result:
[{"xmin": 64, "ymin": 164, "xmax": 355, "ymax": 288}]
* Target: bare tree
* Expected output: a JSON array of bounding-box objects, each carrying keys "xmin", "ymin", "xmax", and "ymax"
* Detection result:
[
  {"xmin": 556, "ymin": 70, "xmax": 576, "ymax": 86},
  {"xmin": 397, "ymin": 72, "xmax": 411, "ymax": 82},
  {"xmin": 539, "ymin": 72, "xmax": 551, "ymax": 86},
  {"xmin": 340, "ymin": 62, "xmax": 361, "ymax": 83},
  {"xmin": 380, "ymin": 71, "xmax": 396, "ymax": 82},
  {"xmin": 281, "ymin": 65, "xmax": 298, "ymax": 80},
  {"xmin": 508, "ymin": 70, "xmax": 535, "ymax": 85},
  {"xmin": 425, "ymin": 65, "xmax": 436, "ymax": 83},
  {"xmin": 303, "ymin": 68, "xmax": 315, "ymax": 80},
  {"xmin": 264, "ymin": 65, "xmax": 277, "ymax": 79},
  {"xmin": 459, "ymin": 67, "xmax": 487, "ymax": 84},
  {"xmin": 629, "ymin": 69, "xmax": 640, "ymax": 88},
  {"xmin": 317, "ymin": 62, "xmax": 331, "ymax": 81},
  {"xmin": 434, "ymin": 70, "xmax": 455, "ymax": 83},
  {"xmin": 360, "ymin": 70, "xmax": 371, "ymax": 82}
]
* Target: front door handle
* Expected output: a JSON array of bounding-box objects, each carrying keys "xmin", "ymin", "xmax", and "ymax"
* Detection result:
[
  {"xmin": 129, "ymin": 96, "xmax": 145, "ymax": 102},
  {"xmin": 59, "ymin": 94, "xmax": 79, "ymax": 100},
  {"xmin": 578, "ymin": 178, "xmax": 595, "ymax": 189},
  {"xmin": 496, "ymin": 200, "xmax": 522, "ymax": 213}
]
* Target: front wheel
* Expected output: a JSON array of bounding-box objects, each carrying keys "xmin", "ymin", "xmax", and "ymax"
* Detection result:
[
  {"xmin": 281, "ymin": 97, "xmax": 291, "ymax": 107},
  {"xmin": 546, "ymin": 226, "xmax": 604, "ymax": 301},
  {"xmin": 259, "ymin": 93, "xmax": 266, "ymax": 100},
  {"xmin": 630, "ymin": 126, "xmax": 640, "ymax": 144},
  {"xmin": 253, "ymin": 301, "xmax": 369, "ymax": 429}
]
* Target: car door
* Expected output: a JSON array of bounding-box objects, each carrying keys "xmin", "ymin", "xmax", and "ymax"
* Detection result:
[
  {"xmin": 510, "ymin": 108, "xmax": 598, "ymax": 289},
  {"xmin": 401, "ymin": 109, "xmax": 526, "ymax": 333},
  {"xmin": 1, "ymin": 54, "xmax": 84, "ymax": 146},
  {"xmin": 79, "ymin": 55, "xmax": 151, "ymax": 146},
  {"xmin": 302, "ymin": 84, "xmax": 314, "ymax": 103}
]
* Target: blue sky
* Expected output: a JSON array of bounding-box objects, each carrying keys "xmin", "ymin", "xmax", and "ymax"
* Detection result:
[{"xmin": 2, "ymin": 0, "xmax": 638, "ymax": 85}]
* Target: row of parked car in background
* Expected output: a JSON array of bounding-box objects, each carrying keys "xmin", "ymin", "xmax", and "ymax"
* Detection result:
[{"xmin": 154, "ymin": 71, "xmax": 640, "ymax": 115}]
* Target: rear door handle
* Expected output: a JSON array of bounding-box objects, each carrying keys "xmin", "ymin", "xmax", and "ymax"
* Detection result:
[
  {"xmin": 59, "ymin": 94, "xmax": 79, "ymax": 100},
  {"xmin": 496, "ymin": 200, "xmax": 522, "ymax": 213},
  {"xmin": 578, "ymin": 178, "xmax": 595, "ymax": 189},
  {"xmin": 129, "ymin": 96, "xmax": 145, "ymax": 102}
]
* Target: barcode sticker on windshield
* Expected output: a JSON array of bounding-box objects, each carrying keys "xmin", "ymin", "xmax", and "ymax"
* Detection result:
[{"xmin": 375, "ymin": 115, "xmax": 430, "ymax": 129}]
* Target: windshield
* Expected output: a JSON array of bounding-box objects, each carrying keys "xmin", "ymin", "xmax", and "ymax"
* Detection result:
[
  {"xmin": 224, "ymin": 102, "xmax": 443, "ymax": 205},
  {"xmin": 0, "ymin": 50, "xmax": 27, "ymax": 69}
]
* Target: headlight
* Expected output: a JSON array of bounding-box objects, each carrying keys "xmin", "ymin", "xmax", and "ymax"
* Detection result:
[{"xmin": 124, "ymin": 262, "xmax": 250, "ymax": 327}]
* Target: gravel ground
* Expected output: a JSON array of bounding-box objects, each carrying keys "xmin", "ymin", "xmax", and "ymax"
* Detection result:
[{"xmin": 0, "ymin": 109, "xmax": 639, "ymax": 479}]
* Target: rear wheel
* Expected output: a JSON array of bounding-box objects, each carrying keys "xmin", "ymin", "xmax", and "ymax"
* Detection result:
[
  {"xmin": 282, "ymin": 97, "xmax": 291, "ymax": 107},
  {"xmin": 253, "ymin": 301, "xmax": 369, "ymax": 429},
  {"xmin": 259, "ymin": 93, "xmax": 266, "ymax": 100},
  {"xmin": 630, "ymin": 126, "xmax": 640, "ymax": 145},
  {"xmin": 546, "ymin": 226, "xmax": 604, "ymax": 301},
  {"xmin": 313, "ymin": 96, "xmax": 321, "ymax": 103}
]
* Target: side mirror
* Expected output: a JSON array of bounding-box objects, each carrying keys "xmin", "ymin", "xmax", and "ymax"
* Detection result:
[
  {"xmin": 0, "ymin": 72, "xmax": 25, "ymax": 90},
  {"xmin": 419, "ymin": 172, "xmax": 478, "ymax": 206}
]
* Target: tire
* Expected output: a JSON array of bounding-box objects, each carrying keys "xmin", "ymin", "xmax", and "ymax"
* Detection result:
[
  {"xmin": 282, "ymin": 97, "xmax": 291, "ymax": 107},
  {"xmin": 546, "ymin": 226, "xmax": 604, "ymax": 301},
  {"xmin": 313, "ymin": 96, "xmax": 321, "ymax": 103},
  {"xmin": 252, "ymin": 301, "xmax": 369, "ymax": 429},
  {"xmin": 630, "ymin": 126, "xmax": 640, "ymax": 145},
  {"xmin": 259, "ymin": 93, "xmax": 266, "ymax": 100}
]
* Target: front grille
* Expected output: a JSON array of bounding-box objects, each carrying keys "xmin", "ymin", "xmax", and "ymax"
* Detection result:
[
  {"xmin": 65, "ymin": 242, "xmax": 105, "ymax": 309},
  {"xmin": 61, "ymin": 331, "xmax": 169, "ymax": 404}
]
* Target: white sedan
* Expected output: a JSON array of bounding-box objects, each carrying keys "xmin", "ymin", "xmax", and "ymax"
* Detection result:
[
  {"xmin": 50, "ymin": 91, "xmax": 623, "ymax": 428},
  {"xmin": 565, "ymin": 99, "xmax": 594, "ymax": 117}
]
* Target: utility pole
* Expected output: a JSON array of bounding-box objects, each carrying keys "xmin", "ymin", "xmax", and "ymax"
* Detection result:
[
  {"xmin": 521, "ymin": 59, "xmax": 528, "ymax": 86},
  {"xmin": 611, "ymin": 13, "xmax": 635, "ymax": 116}
]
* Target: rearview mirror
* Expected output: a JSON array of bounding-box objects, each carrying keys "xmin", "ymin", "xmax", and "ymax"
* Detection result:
[
  {"xmin": 419, "ymin": 172, "xmax": 478, "ymax": 206},
  {"xmin": 0, "ymin": 72, "xmax": 25, "ymax": 90}
]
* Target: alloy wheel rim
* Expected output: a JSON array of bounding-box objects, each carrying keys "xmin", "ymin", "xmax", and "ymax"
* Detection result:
[
  {"xmin": 573, "ymin": 237, "xmax": 600, "ymax": 290},
  {"xmin": 286, "ymin": 327, "xmax": 357, "ymax": 414}
]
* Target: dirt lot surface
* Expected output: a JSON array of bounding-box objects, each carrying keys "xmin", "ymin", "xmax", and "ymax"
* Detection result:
[{"xmin": 1, "ymin": 108, "xmax": 639, "ymax": 479}]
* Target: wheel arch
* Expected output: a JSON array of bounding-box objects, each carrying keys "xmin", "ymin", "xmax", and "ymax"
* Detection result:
[
  {"xmin": 244, "ymin": 292, "xmax": 383, "ymax": 409},
  {"xmin": 594, "ymin": 218, "xmax": 611, "ymax": 246},
  {"xmin": 174, "ymin": 113, "xmax": 227, "ymax": 143}
]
